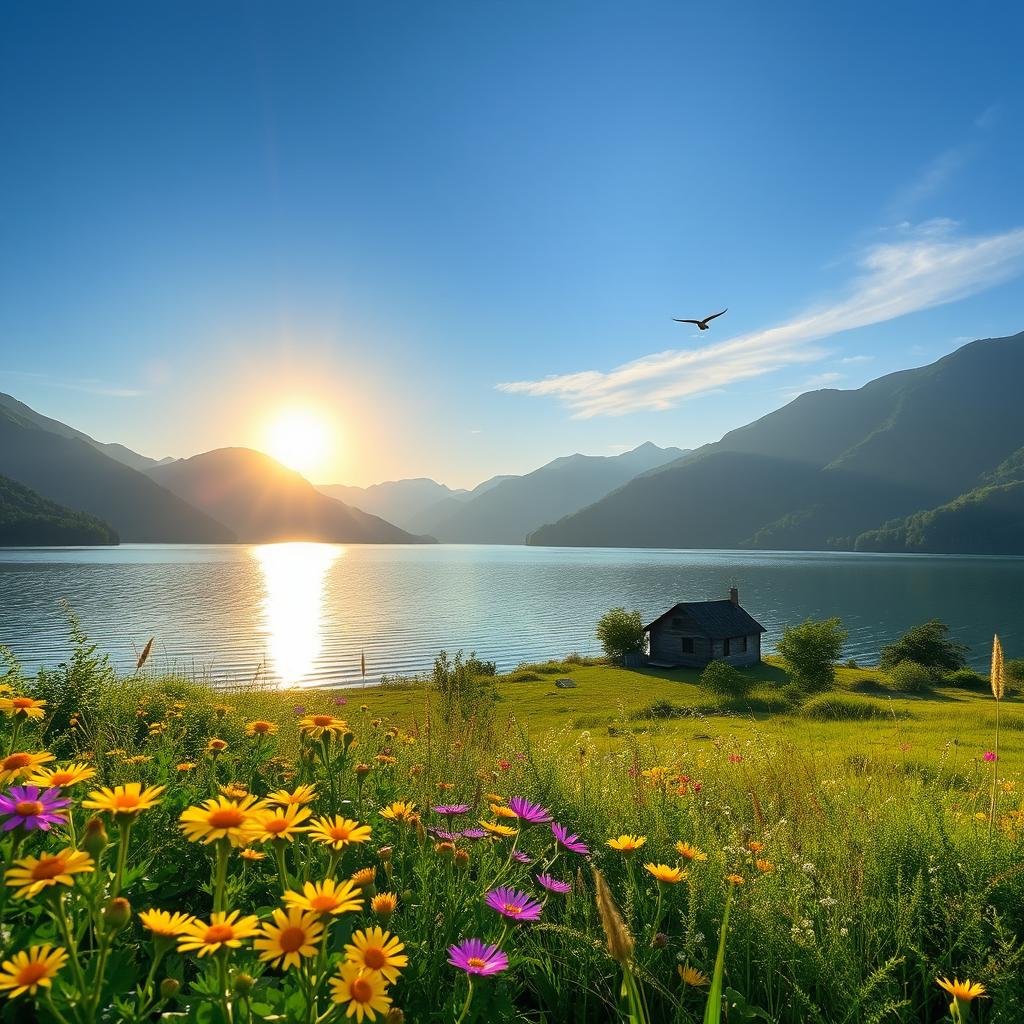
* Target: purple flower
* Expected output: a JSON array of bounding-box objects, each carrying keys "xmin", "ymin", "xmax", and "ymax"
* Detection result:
[
  {"xmin": 293, "ymin": 705, "xmax": 306, "ymax": 716},
  {"xmin": 428, "ymin": 827, "xmax": 463, "ymax": 842},
  {"xmin": 511, "ymin": 850, "xmax": 532, "ymax": 864},
  {"xmin": 536, "ymin": 873, "xmax": 572, "ymax": 894},
  {"xmin": 983, "ymin": 751, "xmax": 998, "ymax": 762},
  {"xmin": 334, "ymin": 697, "xmax": 348, "ymax": 706},
  {"xmin": 462, "ymin": 828, "xmax": 487, "ymax": 840},
  {"xmin": 484, "ymin": 886, "xmax": 543, "ymax": 923},
  {"xmin": 552, "ymin": 821, "xmax": 589, "ymax": 856},
  {"xmin": 507, "ymin": 796, "xmax": 552, "ymax": 825},
  {"xmin": 447, "ymin": 938, "xmax": 509, "ymax": 976},
  {"xmin": 0, "ymin": 786, "xmax": 70, "ymax": 832},
  {"xmin": 432, "ymin": 804, "xmax": 470, "ymax": 816}
]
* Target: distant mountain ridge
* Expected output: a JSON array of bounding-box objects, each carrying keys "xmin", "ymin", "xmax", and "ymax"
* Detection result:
[
  {"xmin": 424, "ymin": 442, "xmax": 688, "ymax": 543},
  {"xmin": 148, "ymin": 448, "xmax": 427, "ymax": 544},
  {"xmin": 0, "ymin": 474, "xmax": 118, "ymax": 546},
  {"xmin": 529, "ymin": 333, "xmax": 1024, "ymax": 554},
  {"xmin": 317, "ymin": 478, "xmax": 469, "ymax": 534},
  {"xmin": 0, "ymin": 400, "xmax": 236, "ymax": 542}
]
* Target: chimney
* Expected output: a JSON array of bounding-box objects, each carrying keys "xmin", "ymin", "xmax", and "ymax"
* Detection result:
[{"xmin": 729, "ymin": 587, "xmax": 738, "ymax": 606}]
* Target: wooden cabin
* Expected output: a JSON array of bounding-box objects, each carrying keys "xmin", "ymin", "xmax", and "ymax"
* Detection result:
[{"xmin": 643, "ymin": 588, "xmax": 765, "ymax": 668}]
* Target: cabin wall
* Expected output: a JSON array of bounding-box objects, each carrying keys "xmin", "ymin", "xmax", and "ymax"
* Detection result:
[{"xmin": 648, "ymin": 614, "xmax": 761, "ymax": 668}]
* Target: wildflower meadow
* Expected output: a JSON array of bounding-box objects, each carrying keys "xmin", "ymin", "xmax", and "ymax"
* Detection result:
[{"xmin": 0, "ymin": 632, "xmax": 1020, "ymax": 1023}]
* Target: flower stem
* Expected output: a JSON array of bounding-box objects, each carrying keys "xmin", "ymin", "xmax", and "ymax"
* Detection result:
[
  {"xmin": 213, "ymin": 839, "xmax": 231, "ymax": 912},
  {"xmin": 455, "ymin": 976, "xmax": 475, "ymax": 1024}
]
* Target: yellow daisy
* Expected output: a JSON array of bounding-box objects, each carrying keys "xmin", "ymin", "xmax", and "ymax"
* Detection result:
[
  {"xmin": 329, "ymin": 961, "xmax": 392, "ymax": 1022},
  {"xmin": 5, "ymin": 847, "xmax": 94, "ymax": 899},
  {"xmin": 176, "ymin": 762, "xmax": 197, "ymax": 772},
  {"xmin": 284, "ymin": 878, "xmax": 364, "ymax": 916},
  {"xmin": 26, "ymin": 762, "xmax": 96, "ymax": 788},
  {"xmin": 351, "ymin": 867, "xmax": 377, "ymax": 891},
  {"xmin": 179, "ymin": 795, "xmax": 265, "ymax": 846},
  {"xmin": 725, "ymin": 873, "xmax": 745, "ymax": 885},
  {"xmin": 936, "ymin": 977, "xmax": 987, "ymax": 1002},
  {"xmin": 206, "ymin": 738, "xmax": 229, "ymax": 753},
  {"xmin": 607, "ymin": 834, "xmax": 646, "ymax": 853},
  {"xmin": 0, "ymin": 751, "xmax": 54, "ymax": 785},
  {"xmin": 370, "ymin": 892, "xmax": 398, "ymax": 923},
  {"xmin": 484, "ymin": 793, "xmax": 504, "ymax": 803},
  {"xmin": 0, "ymin": 945, "xmax": 68, "ymax": 997},
  {"xmin": 0, "ymin": 696, "xmax": 47, "ymax": 720},
  {"xmin": 251, "ymin": 804, "xmax": 312, "ymax": 843},
  {"xmin": 138, "ymin": 909, "xmax": 195, "ymax": 937},
  {"xmin": 240, "ymin": 848, "xmax": 266, "ymax": 862},
  {"xmin": 267, "ymin": 784, "xmax": 319, "ymax": 806},
  {"xmin": 82, "ymin": 782, "xmax": 166, "ymax": 821},
  {"xmin": 755, "ymin": 859, "xmax": 775, "ymax": 874},
  {"xmin": 254, "ymin": 906, "xmax": 324, "ymax": 970},
  {"xmin": 378, "ymin": 801, "xmax": 416, "ymax": 822},
  {"xmin": 219, "ymin": 783, "xmax": 249, "ymax": 799},
  {"xmin": 678, "ymin": 965, "xmax": 710, "ymax": 987},
  {"xmin": 308, "ymin": 816, "xmax": 372, "ymax": 850},
  {"xmin": 246, "ymin": 720, "xmax": 279, "ymax": 737},
  {"xmin": 644, "ymin": 863, "xmax": 687, "ymax": 884},
  {"xmin": 177, "ymin": 911, "xmax": 261, "ymax": 957},
  {"xmin": 298, "ymin": 714, "xmax": 349, "ymax": 740},
  {"xmin": 489, "ymin": 804, "xmax": 518, "ymax": 819},
  {"xmin": 344, "ymin": 927, "xmax": 407, "ymax": 984},
  {"xmin": 479, "ymin": 820, "xmax": 517, "ymax": 838},
  {"xmin": 675, "ymin": 841, "xmax": 708, "ymax": 862}
]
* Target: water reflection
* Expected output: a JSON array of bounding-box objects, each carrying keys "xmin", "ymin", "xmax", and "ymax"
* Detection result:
[{"xmin": 253, "ymin": 543, "xmax": 342, "ymax": 686}]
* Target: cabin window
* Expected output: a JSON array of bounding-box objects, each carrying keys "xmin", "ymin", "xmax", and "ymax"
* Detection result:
[
  {"xmin": 680, "ymin": 637, "xmax": 694, "ymax": 654},
  {"xmin": 722, "ymin": 638, "xmax": 730, "ymax": 656},
  {"xmin": 735, "ymin": 636, "xmax": 748, "ymax": 653}
]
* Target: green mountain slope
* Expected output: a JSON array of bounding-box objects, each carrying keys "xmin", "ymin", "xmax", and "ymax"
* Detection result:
[
  {"xmin": 0, "ymin": 474, "xmax": 118, "ymax": 546},
  {"xmin": 529, "ymin": 332, "xmax": 1024, "ymax": 551},
  {"xmin": 0, "ymin": 405, "xmax": 235, "ymax": 542},
  {"xmin": 148, "ymin": 449, "xmax": 428, "ymax": 544},
  {"xmin": 425, "ymin": 442, "xmax": 688, "ymax": 544}
]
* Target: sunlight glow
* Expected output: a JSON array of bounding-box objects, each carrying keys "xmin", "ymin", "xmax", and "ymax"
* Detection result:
[
  {"xmin": 254, "ymin": 542, "xmax": 342, "ymax": 687},
  {"xmin": 266, "ymin": 407, "xmax": 333, "ymax": 476}
]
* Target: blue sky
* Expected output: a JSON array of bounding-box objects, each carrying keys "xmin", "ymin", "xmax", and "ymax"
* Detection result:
[{"xmin": 1, "ymin": 2, "xmax": 1023, "ymax": 487}]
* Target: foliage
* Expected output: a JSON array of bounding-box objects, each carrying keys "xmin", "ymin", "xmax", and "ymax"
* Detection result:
[
  {"xmin": 698, "ymin": 661, "xmax": 751, "ymax": 698},
  {"xmin": 776, "ymin": 617, "xmax": 848, "ymax": 693},
  {"xmin": 943, "ymin": 669, "xmax": 987, "ymax": 691},
  {"xmin": 799, "ymin": 693, "xmax": 890, "ymax": 721},
  {"xmin": 430, "ymin": 650, "xmax": 498, "ymax": 728},
  {"xmin": 0, "ymin": 472, "xmax": 118, "ymax": 545},
  {"xmin": 879, "ymin": 620, "xmax": 969, "ymax": 673},
  {"xmin": 886, "ymin": 660, "xmax": 937, "ymax": 693},
  {"xmin": 595, "ymin": 608, "xmax": 646, "ymax": 664}
]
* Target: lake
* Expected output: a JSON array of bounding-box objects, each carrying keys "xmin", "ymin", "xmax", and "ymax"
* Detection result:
[{"xmin": 0, "ymin": 544, "xmax": 1019, "ymax": 688}]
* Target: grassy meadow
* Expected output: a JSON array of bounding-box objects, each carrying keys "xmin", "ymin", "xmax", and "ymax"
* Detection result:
[{"xmin": 0, "ymin": 631, "xmax": 1021, "ymax": 1023}]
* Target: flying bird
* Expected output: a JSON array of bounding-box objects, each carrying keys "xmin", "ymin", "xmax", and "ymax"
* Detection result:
[{"xmin": 673, "ymin": 308, "xmax": 727, "ymax": 330}]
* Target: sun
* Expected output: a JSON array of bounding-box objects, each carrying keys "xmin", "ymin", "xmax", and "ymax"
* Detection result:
[{"xmin": 266, "ymin": 408, "xmax": 332, "ymax": 477}]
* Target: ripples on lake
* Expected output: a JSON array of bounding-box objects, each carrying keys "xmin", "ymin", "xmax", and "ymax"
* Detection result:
[{"xmin": 0, "ymin": 544, "xmax": 1020, "ymax": 688}]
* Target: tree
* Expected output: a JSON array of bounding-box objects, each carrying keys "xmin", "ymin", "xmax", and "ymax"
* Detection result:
[
  {"xmin": 596, "ymin": 608, "xmax": 645, "ymax": 664},
  {"xmin": 777, "ymin": 617, "xmax": 848, "ymax": 693},
  {"xmin": 879, "ymin": 620, "xmax": 968, "ymax": 673}
]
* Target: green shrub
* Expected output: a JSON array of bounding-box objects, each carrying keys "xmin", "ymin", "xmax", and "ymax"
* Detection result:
[
  {"xmin": 698, "ymin": 659, "xmax": 750, "ymax": 696},
  {"xmin": 879, "ymin": 620, "xmax": 968, "ymax": 673},
  {"xmin": 800, "ymin": 693, "xmax": 886, "ymax": 721},
  {"xmin": 1005, "ymin": 659, "xmax": 1024, "ymax": 691},
  {"xmin": 595, "ymin": 607, "xmax": 645, "ymax": 664},
  {"xmin": 943, "ymin": 668, "xmax": 987, "ymax": 691},
  {"xmin": 503, "ymin": 669, "xmax": 543, "ymax": 683},
  {"xmin": 886, "ymin": 660, "xmax": 936, "ymax": 693},
  {"xmin": 776, "ymin": 617, "xmax": 848, "ymax": 693}
]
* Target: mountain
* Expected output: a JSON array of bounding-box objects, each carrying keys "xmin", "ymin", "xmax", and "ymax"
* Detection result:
[
  {"xmin": 528, "ymin": 333, "xmax": 1024, "ymax": 552},
  {"xmin": 0, "ymin": 474, "xmax": 118, "ymax": 546},
  {"xmin": 317, "ymin": 478, "xmax": 469, "ymax": 534},
  {"xmin": 424, "ymin": 442, "xmax": 687, "ymax": 544},
  {"xmin": 148, "ymin": 448, "xmax": 427, "ymax": 544},
  {"xmin": 0, "ymin": 393, "xmax": 171, "ymax": 470},
  {"xmin": 0, "ymin": 401, "xmax": 236, "ymax": 542}
]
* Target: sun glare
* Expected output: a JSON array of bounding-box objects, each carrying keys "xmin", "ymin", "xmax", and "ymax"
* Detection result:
[{"xmin": 266, "ymin": 408, "xmax": 332, "ymax": 477}]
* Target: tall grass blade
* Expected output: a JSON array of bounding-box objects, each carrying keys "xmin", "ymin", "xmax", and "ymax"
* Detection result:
[
  {"xmin": 135, "ymin": 636, "xmax": 154, "ymax": 672},
  {"xmin": 703, "ymin": 887, "xmax": 733, "ymax": 1024}
]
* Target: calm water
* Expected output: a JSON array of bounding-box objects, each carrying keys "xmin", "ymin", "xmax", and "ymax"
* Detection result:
[{"xmin": 0, "ymin": 544, "xmax": 1020, "ymax": 688}]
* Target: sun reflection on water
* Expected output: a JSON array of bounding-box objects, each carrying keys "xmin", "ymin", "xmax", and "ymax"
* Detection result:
[{"xmin": 253, "ymin": 543, "xmax": 342, "ymax": 687}]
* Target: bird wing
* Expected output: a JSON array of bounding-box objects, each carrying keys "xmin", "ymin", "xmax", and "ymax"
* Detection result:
[
  {"xmin": 672, "ymin": 319, "xmax": 701, "ymax": 325},
  {"xmin": 703, "ymin": 308, "xmax": 728, "ymax": 323}
]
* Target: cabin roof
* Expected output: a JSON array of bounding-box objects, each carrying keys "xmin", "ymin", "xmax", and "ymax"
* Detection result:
[{"xmin": 643, "ymin": 600, "xmax": 766, "ymax": 639}]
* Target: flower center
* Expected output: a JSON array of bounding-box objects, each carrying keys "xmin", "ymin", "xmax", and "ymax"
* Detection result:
[
  {"xmin": 204, "ymin": 924, "xmax": 234, "ymax": 943},
  {"xmin": 312, "ymin": 715, "xmax": 333, "ymax": 728},
  {"xmin": 50, "ymin": 773, "xmax": 74, "ymax": 786},
  {"xmin": 32, "ymin": 856, "xmax": 67, "ymax": 880},
  {"xmin": 502, "ymin": 903, "xmax": 523, "ymax": 915},
  {"xmin": 278, "ymin": 926, "xmax": 306, "ymax": 952},
  {"xmin": 350, "ymin": 978, "xmax": 374, "ymax": 1003},
  {"xmin": 252, "ymin": 722, "xmax": 271, "ymax": 733},
  {"xmin": 3, "ymin": 754, "xmax": 31, "ymax": 770},
  {"xmin": 12, "ymin": 698, "xmax": 33, "ymax": 709},
  {"xmin": 264, "ymin": 818, "xmax": 290, "ymax": 834},
  {"xmin": 16, "ymin": 962, "xmax": 49, "ymax": 986},
  {"xmin": 15, "ymin": 800, "xmax": 44, "ymax": 817},
  {"xmin": 329, "ymin": 827, "xmax": 350, "ymax": 840},
  {"xmin": 362, "ymin": 947, "xmax": 387, "ymax": 970},
  {"xmin": 114, "ymin": 794, "xmax": 140, "ymax": 809},
  {"xmin": 467, "ymin": 957, "xmax": 487, "ymax": 969},
  {"xmin": 209, "ymin": 809, "xmax": 245, "ymax": 829},
  {"xmin": 310, "ymin": 894, "xmax": 338, "ymax": 912}
]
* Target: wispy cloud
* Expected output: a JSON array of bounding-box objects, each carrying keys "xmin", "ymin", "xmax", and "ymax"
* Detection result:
[
  {"xmin": 805, "ymin": 371, "xmax": 843, "ymax": 388},
  {"xmin": 497, "ymin": 222, "xmax": 1024, "ymax": 418},
  {"xmin": 840, "ymin": 354, "xmax": 874, "ymax": 364},
  {"xmin": 0, "ymin": 370, "xmax": 145, "ymax": 398}
]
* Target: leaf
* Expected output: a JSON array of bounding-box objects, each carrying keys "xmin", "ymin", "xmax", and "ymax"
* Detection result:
[{"xmin": 703, "ymin": 889, "xmax": 732, "ymax": 1024}]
